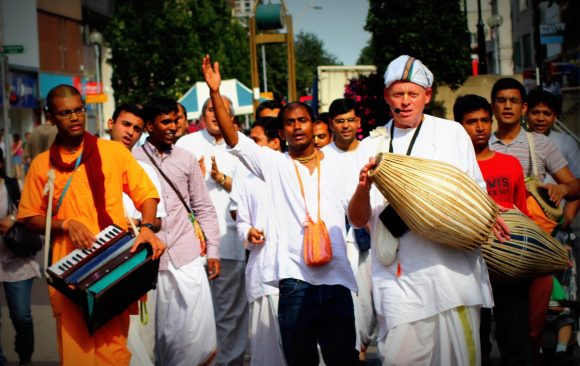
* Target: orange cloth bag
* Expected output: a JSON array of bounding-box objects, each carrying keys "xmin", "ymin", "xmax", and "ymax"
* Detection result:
[{"xmin": 294, "ymin": 154, "xmax": 332, "ymax": 266}]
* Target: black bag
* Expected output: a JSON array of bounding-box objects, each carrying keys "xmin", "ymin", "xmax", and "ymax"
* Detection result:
[
  {"xmin": 2, "ymin": 176, "xmax": 43, "ymax": 257},
  {"xmin": 378, "ymin": 205, "xmax": 409, "ymax": 238},
  {"xmin": 3, "ymin": 222, "xmax": 43, "ymax": 257}
]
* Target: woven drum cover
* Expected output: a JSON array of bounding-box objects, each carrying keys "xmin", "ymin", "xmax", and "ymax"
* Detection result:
[
  {"xmin": 368, "ymin": 152, "xmax": 499, "ymax": 251},
  {"xmin": 483, "ymin": 209, "xmax": 568, "ymax": 280}
]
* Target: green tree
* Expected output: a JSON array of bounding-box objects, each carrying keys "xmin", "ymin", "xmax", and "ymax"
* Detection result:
[
  {"xmin": 365, "ymin": 0, "xmax": 470, "ymax": 89},
  {"xmin": 357, "ymin": 40, "xmax": 374, "ymax": 65},
  {"xmin": 259, "ymin": 31, "xmax": 340, "ymax": 100},
  {"xmin": 105, "ymin": 0, "xmax": 250, "ymax": 104}
]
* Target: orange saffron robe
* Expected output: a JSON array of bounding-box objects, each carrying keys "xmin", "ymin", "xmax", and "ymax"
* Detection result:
[{"xmin": 18, "ymin": 138, "xmax": 159, "ymax": 365}]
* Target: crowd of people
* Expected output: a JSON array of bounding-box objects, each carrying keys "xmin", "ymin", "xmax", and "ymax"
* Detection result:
[{"xmin": 0, "ymin": 53, "xmax": 578, "ymax": 366}]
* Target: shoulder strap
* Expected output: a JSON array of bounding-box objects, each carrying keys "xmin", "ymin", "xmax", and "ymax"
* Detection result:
[
  {"xmin": 526, "ymin": 132, "xmax": 539, "ymax": 178},
  {"xmin": 141, "ymin": 145, "xmax": 193, "ymax": 214}
]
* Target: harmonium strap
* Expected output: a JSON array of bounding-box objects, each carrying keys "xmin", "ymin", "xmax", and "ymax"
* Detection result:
[{"xmin": 47, "ymin": 224, "xmax": 160, "ymax": 334}]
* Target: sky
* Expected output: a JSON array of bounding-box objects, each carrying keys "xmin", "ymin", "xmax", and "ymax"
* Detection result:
[{"xmin": 284, "ymin": 0, "xmax": 371, "ymax": 65}]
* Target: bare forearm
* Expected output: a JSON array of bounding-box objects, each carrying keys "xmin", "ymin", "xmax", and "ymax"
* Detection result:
[
  {"xmin": 348, "ymin": 186, "xmax": 372, "ymax": 228},
  {"xmin": 564, "ymin": 179, "xmax": 580, "ymax": 201},
  {"xmin": 140, "ymin": 198, "xmax": 161, "ymax": 231},
  {"xmin": 210, "ymin": 90, "xmax": 238, "ymax": 147},
  {"xmin": 562, "ymin": 200, "xmax": 580, "ymax": 229},
  {"xmin": 24, "ymin": 215, "xmax": 65, "ymax": 235}
]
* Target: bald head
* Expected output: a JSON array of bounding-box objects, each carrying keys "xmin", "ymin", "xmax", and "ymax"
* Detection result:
[{"xmin": 46, "ymin": 84, "xmax": 82, "ymax": 112}]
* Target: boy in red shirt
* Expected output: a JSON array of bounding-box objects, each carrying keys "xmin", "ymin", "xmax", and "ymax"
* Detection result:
[{"xmin": 454, "ymin": 94, "xmax": 531, "ymax": 366}]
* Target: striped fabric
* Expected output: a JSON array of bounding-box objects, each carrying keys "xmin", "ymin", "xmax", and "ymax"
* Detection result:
[{"xmin": 489, "ymin": 128, "xmax": 568, "ymax": 180}]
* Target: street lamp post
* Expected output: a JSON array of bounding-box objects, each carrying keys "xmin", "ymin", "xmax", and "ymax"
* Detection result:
[
  {"xmin": 488, "ymin": 14, "xmax": 504, "ymax": 74},
  {"xmin": 89, "ymin": 31, "xmax": 104, "ymax": 137},
  {"xmin": 476, "ymin": 0, "xmax": 488, "ymax": 74}
]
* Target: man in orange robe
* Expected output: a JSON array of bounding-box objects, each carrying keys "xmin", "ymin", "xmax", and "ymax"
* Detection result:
[{"xmin": 18, "ymin": 84, "xmax": 165, "ymax": 365}]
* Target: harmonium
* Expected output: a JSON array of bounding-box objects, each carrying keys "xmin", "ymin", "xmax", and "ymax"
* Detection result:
[{"xmin": 46, "ymin": 224, "xmax": 160, "ymax": 334}]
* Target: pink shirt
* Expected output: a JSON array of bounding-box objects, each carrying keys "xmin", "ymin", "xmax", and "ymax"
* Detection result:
[{"xmin": 133, "ymin": 141, "xmax": 220, "ymax": 270}]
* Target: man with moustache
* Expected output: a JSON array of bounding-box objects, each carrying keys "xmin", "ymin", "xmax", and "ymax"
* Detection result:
[
  {"xmin": 203, "ymin": 55, "xmax": 359, "ymax": 366},
  {"xmin": 526, "ymin": 89, "xmax": 579, "ymax": 241},
  {"xmin": 322, "ymin": 98, "xmax": 375, "ymax": 361},
  {"xmin": 133, "ymin": 97, "xmax": 221, "ymax": 366},
  {"xmin": 349, "ymin": 56, "xmax": 502, "ymax": 365}
]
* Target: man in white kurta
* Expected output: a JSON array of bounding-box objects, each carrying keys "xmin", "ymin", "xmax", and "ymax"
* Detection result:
[
  {"xmin": 349, "ymin": 55, "xmax": 495, "ymax": 366},
  {"xmin": 107, "ymin": 104, "xmax": 168, "ymax": 366},
  {"xmin": 322, "ymin": 98, "xmax": 377, "ymax": 359},
  {"xmin": 229, "ymin": 118, "xmax": 286, "ymax": 366},
  {"xmin": 175, "ymin": 97, "xmax": 248, "ymax": 365},
  {"xmin": 201, "ymin": 53, "xmax": 359, "ymax": 366}
]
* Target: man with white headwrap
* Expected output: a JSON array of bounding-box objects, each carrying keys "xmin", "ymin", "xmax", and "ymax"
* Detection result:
[{"xmin": 348, "ymin": 55, "xmax": 500, "ymax": 365}]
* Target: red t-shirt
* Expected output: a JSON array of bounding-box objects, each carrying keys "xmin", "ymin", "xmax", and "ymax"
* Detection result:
[{"xmin": 478, "ymin": 151, "xmax": 529, "ymax": 216}]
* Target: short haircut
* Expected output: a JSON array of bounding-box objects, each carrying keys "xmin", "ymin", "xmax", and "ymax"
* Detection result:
[
  {"xmin": 252, "ymin": 117, "xmax": 280, "ymax": 141},
  {"xmin": 201, "ymin": 96, "xmax": 235, "ymax": 118},
  {"xmin": 46, "ymin": 84, "xmax": 82, "ymax": 112},
  {"xmin": 256, "ymin": 100, "xmax": 282, "ymax": 117},
  {"xmin": 328, "ymin": 98, "xmax": 360, "ymax": 119},
  {"xmin": 143, "ymin": 97, "xmax": 178, "ymax": 123},
  {"xmin": 453, "ymin": 94, "xmax": 492, "ymax": 123},
  {"xmin": 315, "ymin": 112, "xmax": 330, "ymax": 125},
  {"xmin": 491, "ymin": 78, "xmax": 526, "ymax": 103},
  {"xmin": 527, "ymin": 89, "xmax": 560, "ymax": 116},
  {"xmin": 112, "ymin": 103, "xmax": 145, "ymax": 122},
  {"xmin": 278, "ymin": 102, "xmax": 315, "ymax": 126},
  {"xmin": 178, "ymin": 102, "xmax": 188, "ymax": 116}
]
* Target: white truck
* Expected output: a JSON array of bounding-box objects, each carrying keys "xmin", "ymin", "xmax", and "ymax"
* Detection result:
[{"xmin": 316, "ymin": 65, "xmax": 377, "ymax": 112}]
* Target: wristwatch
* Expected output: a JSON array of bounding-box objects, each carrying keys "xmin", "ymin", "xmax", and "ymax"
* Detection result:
[{"xmin": 140, "ymin": 223, "xmax": 155, "ymax": 231}]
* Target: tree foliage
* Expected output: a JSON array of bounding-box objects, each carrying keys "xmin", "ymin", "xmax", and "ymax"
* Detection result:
[
  {"xmin": 105, "ymin": 0, "xmax": 250, "ymax": 104},
  {"xmin": 259, "ymin": 31, "xmax": 340, "ymax": 100},
  {"xmin": 357, "ymin": 41, "xmax": 374, "ymax": 65},
  {"xmin": 365, "ymin": 0, "xmax": 471, "ymax": 89}
]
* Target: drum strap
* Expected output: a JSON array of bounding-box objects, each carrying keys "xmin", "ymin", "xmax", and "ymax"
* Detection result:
[
  {"xmin": 389, "ymin": 116, "xmax": 424, "ymax": 155},
  {"xmin": 526, "ymin": 132, "xmax": 539, "ymax": 178}
]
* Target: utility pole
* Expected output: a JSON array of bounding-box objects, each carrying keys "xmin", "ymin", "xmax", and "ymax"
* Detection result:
[{"xmin": 476, "ymin": 0, "xmax": 488, "ymax": 74}]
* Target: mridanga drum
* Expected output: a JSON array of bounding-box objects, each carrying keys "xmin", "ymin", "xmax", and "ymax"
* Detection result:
[
  {"xmin": 368, "ymin": 152, "xmax": 498, "ymax": 251},
  {"xmin": 525, "ymin": 177, "xmax": 563, "ymax": 222},
  {"xmin": 482, "ymin": 209, "xmax": 568, "ymax": 280}
]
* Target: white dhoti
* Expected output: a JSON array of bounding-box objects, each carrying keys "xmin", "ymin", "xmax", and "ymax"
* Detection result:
[
  {"xmin": 248, "ymin": 294, "xmax": 286, "ymax": 366},
  {"xmin": 377, "ymin": 306, "xmax": 481, "ymax": 366},
  {"xmin": 128, "ymin": 289, "xmax": 157, "ymax": 366},
  {"xmin": 346, "ymin": 230, "xmax": 377, "ymax": 352},
  {"xmin": 155, "ymin": 257, "xmax": 217, "ymax": 366}
]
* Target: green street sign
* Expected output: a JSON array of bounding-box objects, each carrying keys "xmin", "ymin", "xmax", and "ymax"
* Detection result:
[{"xmin": 0, "ymin": 45, "xmax": 24, "ymax": 54}]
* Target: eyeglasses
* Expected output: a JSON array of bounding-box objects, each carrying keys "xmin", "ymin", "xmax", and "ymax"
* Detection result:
[
  {"xmin": 53, "ymin": 107, "xmax": 87, "ymax": 119},
  {"xmin": 332, "ymin": 117, "xmax": 358, "ymax": 125},
  {"xmin": 495, "ymin": 97, "xmax": 522, "ymax": 105}
]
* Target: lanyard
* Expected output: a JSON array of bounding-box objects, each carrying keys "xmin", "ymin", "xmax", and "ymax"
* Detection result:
[
  {"xmin": 293, "ymin": 152, "xmax": 321, "ymax": 222},
  {"xmin": 55, "ymin": 152, "xmax": 83, "ymax": 214},
  {"xmin": 389, "ymin": 116, "xmax": 424, "ymax": 156}
]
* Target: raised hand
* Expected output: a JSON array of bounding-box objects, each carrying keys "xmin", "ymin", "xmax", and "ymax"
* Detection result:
[{"xmin": 202, "ymin": 54, "xmax": 221, "ymax": 93}]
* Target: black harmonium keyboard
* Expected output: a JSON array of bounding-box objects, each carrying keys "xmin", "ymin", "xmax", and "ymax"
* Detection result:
[{"xmin": 47, "ymin": 224, "xmax": 160, "ymax": 334}]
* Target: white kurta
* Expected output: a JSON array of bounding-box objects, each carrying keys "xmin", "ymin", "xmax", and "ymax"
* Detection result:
[
  {"xmin": 230, "ymin": 168, "xmax": 286, "ymax": 366},
  {"xmin": 176, "ymin": 129, "xmax": 244, "ymax": 261},
  {"xmin": 356, "ymin": 115, "xmax": 493, "ymax": 338},
  {"xmin": 122, "ymin": 161, "xmax": 167, "ymax": 220},
  {"xmin": 123, "ymin": 161, "xmax": 166, "ymax": 366},
  {"xmin": 229, "ymin": 132, "xmax": 357, "ymax": 292},
  {"xmin": 322, "ymin": 142, "xmax": 377, "ymax": 350}
]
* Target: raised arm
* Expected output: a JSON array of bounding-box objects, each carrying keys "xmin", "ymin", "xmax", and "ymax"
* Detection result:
[{"xmin": 202, "ymin": 55, "xmax": 238, "ymax": 147}]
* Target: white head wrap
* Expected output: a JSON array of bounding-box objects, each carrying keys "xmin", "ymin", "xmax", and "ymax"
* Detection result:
[{"xmin": 383, "ymin": 55, "xmax": 434, "ymax": 89}]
